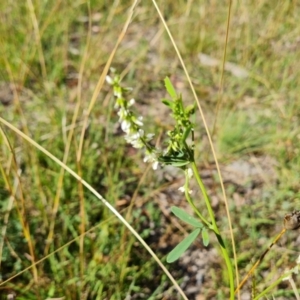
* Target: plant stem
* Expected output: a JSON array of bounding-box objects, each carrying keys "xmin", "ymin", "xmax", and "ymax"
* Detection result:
[
  {"xmin": 184, "ymin": 176, "xmax": 211, "ymax": 228},
  {"xmin": 191, "ymin": 162, "xmax": 235, "ymax": 299}
]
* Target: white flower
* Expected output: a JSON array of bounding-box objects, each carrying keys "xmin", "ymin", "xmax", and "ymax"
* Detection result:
[
  {"xmin": 133, "ymin": 116, "xmax": 143, "ymax": 127},
  {"xmin": 129, "ymin": 129, "xmax": 143, "ymax": 140},
  {"xmin": 178, "ymin": 186, "xmax": 193, "ymax": 194},
  {"xmin": 187, "ymin": 168, "xmax": 193, "ymax": 179},
  {"xmin": 117, "ymin": 107, "xmax": 128, "ymax": 120},
  {"xmin": 145, "ymin": 133, "xmax": 155, "ymax": 141},
  {"xmin": 121, "ymin": 120, "xmax": 131, "ymax": 133},
  {"xmin": 178, "ymin": 186, "xmax": 185, "ymax": 193},
  {"xmin": 125, "ymin": 135, "xmax": 144, "ymax": 149},
  {"xmin": 106, "ymin": 75, "xmax": 113, "ymax": 85},
  {"xmin": 109, "ymin": 74, "xmax": 159, "ymax": 160},
  {"xmin": 128, "ymin": 98, "xmax": 135, "ymax": 106},
  {"xmin": 144, "ymin": 152, "xmax": 155, "ymax": 163},
  {"xmin": 137, "ymin": 129, "xmax": 144, "ymax": 137},
  {"xmin": 114, "ymin": 91, "xmax": 122, "ymax": 98},
  {"xmin": 152, "ymin": 161, "xmax": 159, "ymax": 170},
  {"xmin": 129, "ymin": 138, "xmax": 144, "ymax": 148},
  {"xmin": 124, "ymin": 133, "xmax": 136, "ymax": 143},
  {"xmin": 124, "ymin": 129, "xmax": 144, "ymax": 148},
  {"xmin": 144, "ymin": 151, "xmax": 159, "ymax": 170}
]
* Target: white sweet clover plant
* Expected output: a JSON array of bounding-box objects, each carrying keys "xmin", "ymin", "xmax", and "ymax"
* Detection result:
[
  {"xmin": 106, "ymin": 70, "xmax": 210, "ymax": 251},
  {"xmin": 106, "ymin": 70, "xmax": 235, "ymax": 299},
  {"xmin": 106, "ymin": 70, "xmax": 195, "ymax": 178}
]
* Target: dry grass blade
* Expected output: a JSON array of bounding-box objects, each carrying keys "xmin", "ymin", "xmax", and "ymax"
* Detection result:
[{"xmin": 235, "ymin": 211, "xmax": 300, "ymax": 294}]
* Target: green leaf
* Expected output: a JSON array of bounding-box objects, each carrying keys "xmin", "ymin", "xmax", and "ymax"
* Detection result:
[
  {"xmin": 201, "ymin": 228, "xmax": 210, "ymax": 247},
  {"xmin": 185, "ymin": 103, "xmax": 196, "ymax": 116},
  {"xmin": 158, "ymin": 149, "xmax": 193, "ymax": 167},
  {"xmin": 171, "ymin": 206, "xmax": 203, "ymax": 228},
  {"xmin": 163, "ymin": 160, "xmax": 191, "ymax": 167},
  {"xmin": 164, "ymin": 77, "xmax": 177, "ymax": 99},
  {"xmin": 161, "ymin": 99, "xmax": 174, "ymax": 108},
  {"xmin": 167, "ymin": 228, "xmax": 201, "ymax": 263},
  {"xmin": 158, "ymin": 155, "xmax": 190, "ymax": 167}
]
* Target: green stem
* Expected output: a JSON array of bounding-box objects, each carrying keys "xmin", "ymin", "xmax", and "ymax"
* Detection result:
[
  {"xmin": 191, "ymin": 162, "xmax": 235, "ymax": 299},
  {"xmin": 184, "ymin": 187, "xmax": 210, "ymax": 228},
  {"xmin": 191, "ymin": 162, "xmax": 216, "ymax": 226}
]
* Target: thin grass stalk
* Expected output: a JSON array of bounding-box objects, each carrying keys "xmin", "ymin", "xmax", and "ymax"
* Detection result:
[
  {"xmin": 0, "ymin": 154, "xmax": 16, "ymax": 270},
  {"xmin": 0, "ymin": 127, "xmax": 40, "ymax": 293},
  {"xmin": 4, "ymin": 60, "xmax": 49, "ymax": 226},
  {"xmin": 2, "ymin": 59, "xmax": 44, "ymax": 290},
  {"xmin": 75, "ymin": 0, "xmax": 92, "ymax": 283},
  {"xmin": 5, "ymin": 56, "xmax": 50, "ymax": 232},
  {"xmin": 212, "ymin": 0, "xmax": 233, "ymax": 136},
  {"xmin": 26, "ymin": 0, "xmax": 47, "ymax": 80},
  {"xmin": 40, "ymin": 0, "xmax": 63, "ymax": 36},
  {"xmin": 288, "ymin": 277, "xmax": 300, "ymax": 300},
  {"xmin": 76, "ymin": 160, "xmax": 86, "ymax": 281}
]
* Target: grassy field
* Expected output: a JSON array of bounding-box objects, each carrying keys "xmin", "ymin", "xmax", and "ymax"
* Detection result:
[{"xmin": 1, "ymin": 1, "xmax": 300, "ymax": 299}]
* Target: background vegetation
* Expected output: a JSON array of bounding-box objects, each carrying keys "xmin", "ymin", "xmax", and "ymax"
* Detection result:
[{"xmin": 0, "ymin": 0, "xmax": 300, "ymax": 299}]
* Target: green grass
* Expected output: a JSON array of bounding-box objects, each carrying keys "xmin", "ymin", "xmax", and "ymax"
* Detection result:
[{"xmin": 1, "ymin": 0, "xmax": 300, "ymax": 299}]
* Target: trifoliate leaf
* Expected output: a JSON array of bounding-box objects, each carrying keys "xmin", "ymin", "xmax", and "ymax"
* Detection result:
[
  {"xmin": 167, "ymin": 228, "xmax": 201, "ymax": 263},
  {"xmin": 171, "ymin": 206, "xmax": 203, "ymax": 228}
]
